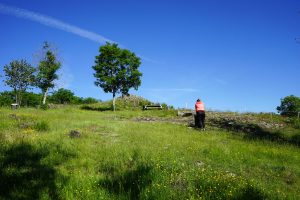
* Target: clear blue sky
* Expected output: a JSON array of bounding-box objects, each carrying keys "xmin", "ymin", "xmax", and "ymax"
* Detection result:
[{"xmin": 0, "ymin": 0, "xmax": 299, "ymax": 112}]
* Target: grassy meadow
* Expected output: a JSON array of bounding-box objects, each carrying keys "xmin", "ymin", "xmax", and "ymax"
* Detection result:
[{"xmin": 0, "ymin": 106, "xmax": 300, "ymax": 199}]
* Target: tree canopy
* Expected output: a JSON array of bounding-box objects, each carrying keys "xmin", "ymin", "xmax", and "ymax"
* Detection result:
[
  {"xmin": 36, "ymin": 42, "xmax": 61, "ymax": 105},
  {"xmin": 93, "ymin": 42, "xmax": 142, "ymax": 111},
  {"xmin": 50, "ymin": 88, "xmax": 74, "ymax": 104},
  {"xmin": 277, "ymin": 95, "xmax": 300, "ymax": 117},
  {"xmin": 3, "ymin": 59, "xmax": 35, "ymax": 106}
]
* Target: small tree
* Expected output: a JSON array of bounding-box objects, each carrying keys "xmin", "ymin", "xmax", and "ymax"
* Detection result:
[
  {"xmin": 3, "ymin": 59, "xmax": 35, "ymax": 106},
  {"xmin": 277, "ymin": 95, "xmax": 300, "ymax": 117},
  {"xmin": 93, "ymin": 43, "xmax": 142, "ymax": 111},
  {"xmin": 36, "ymin": 42, "xmax": 61, "ymax": 105}
]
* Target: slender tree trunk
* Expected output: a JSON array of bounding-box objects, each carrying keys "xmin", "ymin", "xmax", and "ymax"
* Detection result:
[
  {"xmin": 112, "ymin": 92, "xmax": 116, "ymax": 112},
  {"xmin": 18, "ymin": 90, "xmax": 22, "ymax": 107},
  {"xmin": 42, "ymin": 88, "xmax": 48, "ymax": 105},
  {"xmin": 14, "ymin": 89, "xmax": 18, "ymax": 105}
]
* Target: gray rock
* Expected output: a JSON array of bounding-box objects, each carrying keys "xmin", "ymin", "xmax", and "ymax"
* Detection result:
[{"xmin": 69, "ymin": 130, "xmax": 81, "ymax": 138}]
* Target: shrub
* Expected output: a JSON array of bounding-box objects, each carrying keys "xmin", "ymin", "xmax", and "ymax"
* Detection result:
[
  {"xmin": 50, "ymin": 88, "xmax": 75, "ymax": 104},
  {"xmin": 80, "ymin": 104, "xmax": 112, "ymax": 111},
  {"xmin": 40, "ymin": 104, "xmax": 49, "ymax": 110},
  {"xmin": 0, "ymin": 91, "xmax": 14, "ymax": 106},
  {"xmin": 34, "ymin": 121, "xmax": 50, "ymax": 132},
  {"xmin": 22, "ymin": 92, "xmax": 42, "ymax": 107},
  {"xmin": 82, "ymin": 97, "xmax": 99, "ymax": 104}
]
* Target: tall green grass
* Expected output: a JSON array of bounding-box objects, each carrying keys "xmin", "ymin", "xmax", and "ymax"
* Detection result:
[{"xmin": 0, "ymin": 107, "xmax": 299, "ymax": 199}]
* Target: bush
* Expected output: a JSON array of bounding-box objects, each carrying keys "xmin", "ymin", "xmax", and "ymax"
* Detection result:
[
  {"xmin": 292, "ymin": 119, "xmax": 300, "ymax": 129},
  {"xmin": 81, "ymin": 104, "xmax": 112, "ymax": 111},
  {"xmin": 82, "ymin": 97, "xmax": 99, "ymax": 104},
  {"xmin": 22, "ymin": 92, "xmax": 42, "ymax": 107},
  {"xmin": 50, "ymin": 88, "xmax": 75, "ymax": 104},
  {"xmin": 0, "ymin": 91, "xmax": 14, "ymax": 106},
  {"xmin": 40, "ymin": 104, "xmax": 49, "ymax": 110},
  {"xmin": 34, "ymin": 121, "xmax": 50, "ymax": 132}
]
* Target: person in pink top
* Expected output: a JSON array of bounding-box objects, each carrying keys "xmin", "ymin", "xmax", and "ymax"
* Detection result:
[{"xmin": 195, "ymin": 99, "xmax": 205, "ymax": 130}]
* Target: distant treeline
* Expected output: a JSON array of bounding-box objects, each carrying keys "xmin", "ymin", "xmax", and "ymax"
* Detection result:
[{"xmin": 0, "ymin": 88, "xmax": 99, "ymax": 107}]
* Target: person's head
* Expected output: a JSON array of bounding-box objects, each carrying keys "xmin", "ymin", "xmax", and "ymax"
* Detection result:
[{"xmin": 197, "ymin": 99, "xmax": 201, "ymax": 102}]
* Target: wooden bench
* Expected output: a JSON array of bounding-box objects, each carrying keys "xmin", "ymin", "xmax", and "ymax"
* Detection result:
[{"xmin": 143, "ymin": 105, "xmax": 163, "ymax": 110}]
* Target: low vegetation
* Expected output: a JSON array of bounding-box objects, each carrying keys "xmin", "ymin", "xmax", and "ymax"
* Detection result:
[{"xmin": 0, "ymin": 104, "xmax": 299, "ymax": 199}]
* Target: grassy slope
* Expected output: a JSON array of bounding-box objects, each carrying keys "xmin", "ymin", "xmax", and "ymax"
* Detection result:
[{"xmin": 0, "ymin": 107, "xmax": 299, "ymax": 200}]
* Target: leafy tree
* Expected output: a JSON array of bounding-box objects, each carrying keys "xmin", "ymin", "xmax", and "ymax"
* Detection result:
[
  {"xmin": 93, "ymin": 43, "xmax": 142, "ymax": 111},
  {"xmin": 82, "ymin": 97, "xmax": 98, "ymax": 104},
  {"xmin": 0, "ymin": 91, "xmax": 14, "ymax": 106},
  {"xmin": 21, "ymin": 92, "xmax": 42, "ymax": 107},
  {"xmin": 36, "ymin": 42, "xmax": 61, "ymax": 105},
  {"xmin": 71, "ymin": 96, "xmax": 84, "ymax": 104},
  {"xmin": 0, "ymin": 91, "xmax": 41, "ymax": 107},
  {"xmin": 50, "ymin": 88, "xmax": 74, "ymax": 104},
  {"xmin": 3, "ymin": 59, "xmax": 35, "ymax": 106},
  {"xmin": 277, "ymin": 95, "xmax": 300, "ymax": 117}
]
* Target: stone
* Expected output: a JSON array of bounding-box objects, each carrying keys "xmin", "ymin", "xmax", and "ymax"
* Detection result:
[{"xmin": 69, "ymin": 130, "xmax": 81, "ymax": 138}]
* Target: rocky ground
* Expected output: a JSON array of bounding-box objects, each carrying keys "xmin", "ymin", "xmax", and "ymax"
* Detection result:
[{"xmin": 134, "ymin": 110, "xmax": 286, "ymax": 134}]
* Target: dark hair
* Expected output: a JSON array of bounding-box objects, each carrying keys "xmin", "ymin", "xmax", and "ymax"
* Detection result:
[{"xmin": 197, "ymin": 99, "xmax": 201, "ymax": 102}]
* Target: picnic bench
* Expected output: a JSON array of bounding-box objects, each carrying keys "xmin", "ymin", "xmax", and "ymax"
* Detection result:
[{"xmin": 143, "ymin": 105, "xmax": 163, "ymax": 110}]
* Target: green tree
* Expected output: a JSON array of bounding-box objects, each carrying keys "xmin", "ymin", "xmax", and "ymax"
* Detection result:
[
  {"xmin": 277, "ymin": 95, "xmax": 300, "ymax": 117},
  {"xmin": 93, "ymin": 43, "xmax": 142, "ymax": 111},
  {"xmin": 71, "ymin": 96, "xmax": 84, "ymax": 104},
  {"xmin": 3, "ymin": 59, "xmax": 35, "ymax": 106},
  {"xmin": 36, "ymin": 42, "xmax": 61, "ymax": 105},
  {"xmin": 22, "ymin": 92, "xmax": 42, "ymax": 107},
  {"xmin": 50, "ymin": 88, "xmax": 74, "ymax": 104},
  {"xmin": 0, "ymin": 91, "xmax": 14, "ymax": 106},
  {"xmin": 82, "ymin": 97, "xmax": 99, "ymax": 104}
]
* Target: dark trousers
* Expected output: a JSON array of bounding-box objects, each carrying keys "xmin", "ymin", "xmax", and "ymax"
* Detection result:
[{"xmin": 196, "ymin": 111, "xmax": 205, "ymax": 128}]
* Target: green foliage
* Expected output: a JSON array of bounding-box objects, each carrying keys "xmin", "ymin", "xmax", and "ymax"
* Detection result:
[
  {"xmin": 0, "ymin": 91, "xmax": 41, "ymax": 107},
  {"xmin": 82, "ymin": 97, "xmax": 99, "ymax": 104},
  {"xmin": 40, "ymin": 103, "xmax": 49, "ymax": 110},
  {"xmin": 36, "ymin": 42, "xmax": 61, "ymax": 105},
  {"xmin": 161, "ymin": 103, "xmax": 169, "ymax": 110},
  {"xmin": 34, "ymin": 121, "xmax": 50, "ymax": 132},
  {"xmin": 50, "ymin": 88, "xmax": 74, "ymax": 104},
  {"xmin": 80, "ymin": 104, "xmax": 112, "ymax": 111},
  {"xmin": 71, "ymin": 96, "xmax": 84, "ymax": 104},
  {"xmin": 277, "ymin": 95, "xmax": 300, "ymax": 117},
  {"xmin": 0, "ymin": 89, "xmax": 99, "ymax": 107},
  {"xmin": 93, "ymin": 42, "xmax": 142, "ymax": 110},
  {"xmin": 0, "ymin": 91, "xmax": 14, "ymax": 106},
  {"xmin": 80, "ymin": 95, "xmax": 155, "ymax": 112},
  {"xmin": 48, "ymin": 88, "xmax": 99, "ymax": 105},
  {"xmin": 22, "ymin": 92, "xmax": 42, "ymax": 107},
  {"xmin": 70, "ymin": 96, "xmax": 99, "ymax": 105},
  {"xmin": 3, "ymin": 59, "xmax": 35, "ymax": 106},
  {"xmin": 294, "ymin": 121, "xmax": 300, "ymax": 129}
]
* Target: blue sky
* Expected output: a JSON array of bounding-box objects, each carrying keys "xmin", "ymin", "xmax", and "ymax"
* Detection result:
[{"xmin": 0, "ymin": 0, "xmax": 299, "ymax": 112}]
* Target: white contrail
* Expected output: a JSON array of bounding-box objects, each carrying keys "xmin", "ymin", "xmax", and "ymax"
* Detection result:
[{"xmin": 0, "ymin": 3, "xmax": 115, "ymax": 44}]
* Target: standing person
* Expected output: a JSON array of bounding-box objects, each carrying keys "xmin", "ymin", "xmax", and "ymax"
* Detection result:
[{"xmin": 195, "ymin": 99, "xmax": 205, "ymax": 130}]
